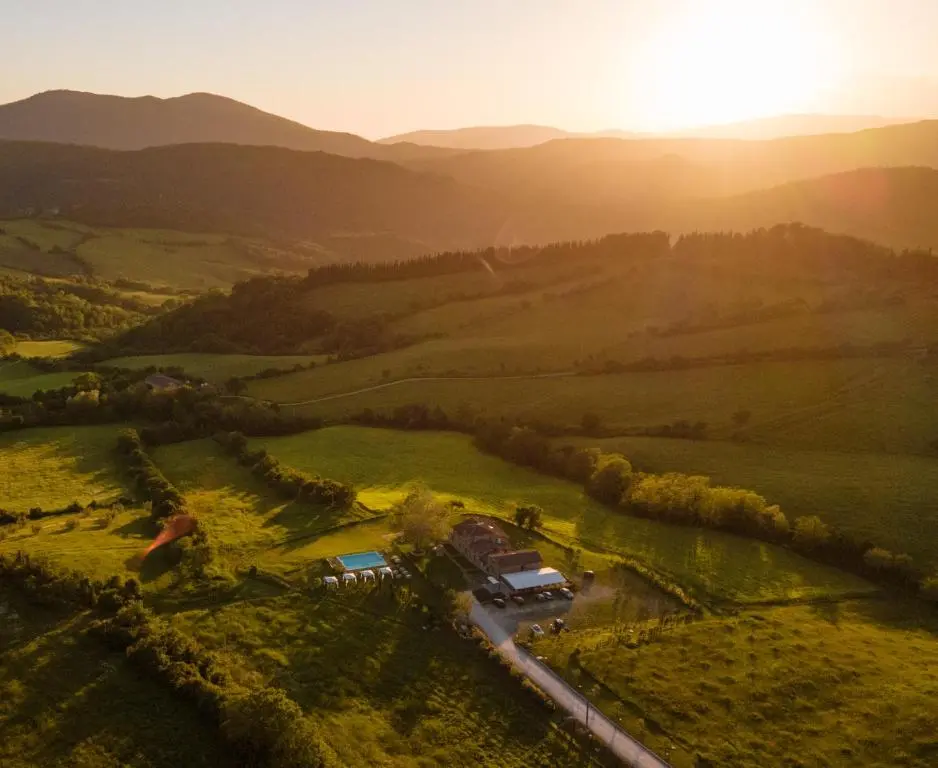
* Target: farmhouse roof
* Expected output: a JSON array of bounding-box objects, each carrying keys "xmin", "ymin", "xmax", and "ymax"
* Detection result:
[
  {"xmin": 145, "ymin": 373, "xmax": 183, "ymax": 391},
  {"xmin": 501, "ymin": 567, "xmax": 567, "ymax": 592},
  {"xmin": 488, "ymin": 549, "xmax": 543, "ymax": 571},
  {"xmin": 452, "ymin": 518, "xmax": 508, "ymax": 542}
]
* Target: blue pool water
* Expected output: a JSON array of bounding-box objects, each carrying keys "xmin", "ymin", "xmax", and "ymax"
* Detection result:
[{"xmin": 336, "ymin": 551, "xmax": 387, "ymax": 571}]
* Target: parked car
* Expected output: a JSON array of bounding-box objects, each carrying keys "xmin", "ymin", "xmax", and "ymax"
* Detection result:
[
  {"xmin": 391, "ymin": 555, "xmax": 402, "ymax": 565},
  {"xmin": 541, "ymin": 591, "xmax": 554, "ymax": 600},
  {"xmin": 530, "ymin": 624, "xmax": 544, "ymax": 638},
  {"xmin": 535, "ymin": 593, "xmax": 548, "ymax": 602},
  {"xmin": 493, "ymin": 597, "xmax": 506, "ymax": 609},
  {"xmin": 559, "ymin": 587, "xmax": 574, "ymax": 600},
  {"xmin": 511, "ymin": 595, "xmax": 525, "ymax": 606}
]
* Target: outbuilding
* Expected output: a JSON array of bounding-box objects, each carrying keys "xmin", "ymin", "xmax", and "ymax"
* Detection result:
[{"xmin": 500, "ymin": 567, "xmax": 567, "ymax": 595}]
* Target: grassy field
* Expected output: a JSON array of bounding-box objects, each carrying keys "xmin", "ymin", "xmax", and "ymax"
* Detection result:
[
  {"xmin": 0, "ymin": 507, "xmax": 155, "ymax": 583},
  {"xmin": 574, "ymin": 435, "xmax": 938, "ymax": 568},
  {"xmin": 104, "ymin": 352, "xmax": 325, "ymax": 382},
  {"xmin": 170, "ymin": 590, "xmax": 591, "ymax": 767},
  {"xmin": 150, "ymin": 439, "xmax": 377, "ymax": 570},
  {"xmin": 256, "ymin": 357, "xmax": 938, "ymax": 455},
  {"xmin": 0, "ymin": 592, "xmax": 231, "ymax": 768},
  {"xmin": 535, "ymin": 600, "xmax": 938, "ymax": 768},
  {"xmin": 0, "ymin": 425, "xmax": 128, "ymax": 512},
  {"xmin": 12, "ymin": 340, "xmax": 85, "ymax": 358},
  {"xmin": 0, "ymin": 219, "xmax": 327, "ymax": 289},
  {"xmin": 0, "ymin": 359, "xmax": 83, "ymax": 398},
  {"xmin": 254, "ymin": 427, "xmax": 874, "ymax": 604}
]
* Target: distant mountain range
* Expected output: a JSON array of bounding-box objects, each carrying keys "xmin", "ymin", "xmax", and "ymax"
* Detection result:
[
  {"xmin": 3, "ymin": 89, "xmax": 938, "ymax": 261},
  {"xmin": 0, "ymin": 90, "xmax": 454, "ymax": 162},
  {"xmin": 380, "ymin": 114, "xmax": 913, "ymax": 150}
]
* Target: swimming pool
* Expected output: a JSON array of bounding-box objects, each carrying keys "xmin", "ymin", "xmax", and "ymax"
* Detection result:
[{"xmin": 336, "ymin": 550, "xmax": 388, "ymax": 571}]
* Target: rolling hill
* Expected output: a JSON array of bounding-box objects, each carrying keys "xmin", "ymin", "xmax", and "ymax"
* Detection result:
[
  {"xmin": 0, "ymin": 141, "xmax": 507, "ymax": 255},
  {"xmin": 0, "ymin": 90, "xmax": 451, "ymax": 163},
  {"xmin": 412, "ymin": 120, "xmax": 938, "ymax": 205},
  {"xmin": 381, "ymin": 114, "xmax": 909, "ymax": 150}
]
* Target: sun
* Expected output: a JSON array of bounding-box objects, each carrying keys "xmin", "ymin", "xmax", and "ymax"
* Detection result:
[{"xmin": 630, "ymin": 1, "xmax": 841, "ymax": 131}]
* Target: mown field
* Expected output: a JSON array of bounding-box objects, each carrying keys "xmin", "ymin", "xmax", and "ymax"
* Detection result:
[
  {"xmin": 0, "ymin": 591, "xmax": 231, "ymax": 768},
  {"xmin": 254, "ymin": 426, "xmax": 875, "ymax": 604},
  {"xmin": 535, "ymin": 600, "xmax": 938, "ymax": 768},
  {"xmin": 0, "ymin": 425, "xmax": 128, "ymax": 512},
  {"xmin": 0, "ymin": 360, "xmax": 83, "ymax": 398},
  {"xmin": 575, "ymin": 435, "xmax": 938, "ymax": 568},
  {"xmin": 170, "ymin": 590, "xmax": 590, "ymax": 768},
  {"xmin": 104, "ymin": 352, "xmax": 325, "ymax": 382},
  {"xmin": 12, "ymin": 340, "xmax": 85, "ymax": 358}
]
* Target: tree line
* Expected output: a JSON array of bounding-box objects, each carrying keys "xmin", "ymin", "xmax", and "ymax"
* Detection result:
[
  {"xmin": 346, "ymin": 401, "xmax": 937, "ymax": 605},
  {"xmin": 214, "ymin": 431, "xmax": 356, "ymax": 509},
  {"xmin": 115, "ymin": 429, "xmax": 185, "ymax": 520}
]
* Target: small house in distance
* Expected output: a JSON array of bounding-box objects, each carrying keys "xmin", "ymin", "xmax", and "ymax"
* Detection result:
[{"xmin": 145, "ymin": 373, "xmax": 183, "ymax": 393}]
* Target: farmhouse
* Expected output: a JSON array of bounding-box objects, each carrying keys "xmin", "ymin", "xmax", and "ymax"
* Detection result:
[
  {"xmin": 451, "ymin": 518, "xmax": 510, "ymax": 570},
  {"xmin": 145, "ymin": 373, "xmax": 183, "ymax": 392}
]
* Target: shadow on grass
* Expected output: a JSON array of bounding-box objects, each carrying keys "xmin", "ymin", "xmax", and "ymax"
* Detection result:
[{"xmin": 0, "ymin": 611, "xmax": 231, "ymax": 767}]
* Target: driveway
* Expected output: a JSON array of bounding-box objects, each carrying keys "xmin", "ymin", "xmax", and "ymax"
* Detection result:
[{"xmin": 470, "ymin": 601, "xmax": 670, "ymax": 768}]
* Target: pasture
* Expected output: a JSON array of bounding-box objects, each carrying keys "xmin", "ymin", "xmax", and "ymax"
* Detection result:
[
  {"xmin": 104, "ymin": 352, "xmax": 325, "ymax": 382},
  {"xmin": 0, "ymin": 593, "xmax": 231, "ymax": 768},
  {"xmin": 150, "ymin": 438, "xmax": 376, "ymax": 567},
  {"xmin": 535, "ymin": 601, "xmax": 938, "ymax": 768},
  {"xmin": 0, "ymin": 360, "xmax": 82, "ymax": 398},
  {"xmin": 0, "ymin": 219, "xmax": 324, "ymax": 289},
  {"xmin": 11, "ymin": 340, "xmax": 85, "ymax": 359},
  {"xmin": 170, "ymin": 590, "xmax": 590, "ymax": 768},
  {"xmin": 0, "ymin": 425, "xmax": 128, "ymax": 512},
  {"xmin": 0, "ymin": 506, "xmax": 157, "ymax": 583},
  {"xmin": 254, "ymin": 427, "xmax": 875, "ymax": 604},
  {"xmin": 257, "ymin": 357, "xmax": 938, "ymax": 455},
  {"xmin": 575, "ymin": 435, "xmax": 938, "ymax": 568}
]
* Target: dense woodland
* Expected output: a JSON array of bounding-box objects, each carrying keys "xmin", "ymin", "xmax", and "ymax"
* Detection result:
[{"xmin": 0, "ymin": 274, "xmax": 154, "ymax": 340}]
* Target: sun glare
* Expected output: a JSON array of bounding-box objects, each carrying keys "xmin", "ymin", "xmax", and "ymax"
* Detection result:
[{"xmin": 631, "ymin": 1, "xmax": 841, "ymax": 131}]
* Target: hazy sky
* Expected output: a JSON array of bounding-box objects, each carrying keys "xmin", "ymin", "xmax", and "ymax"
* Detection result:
[{"xmin": 3, "ymin": 0, "xmax": 938, "ymax": 137}]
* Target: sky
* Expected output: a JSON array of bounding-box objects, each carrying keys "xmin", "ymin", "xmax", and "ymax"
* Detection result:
[{"xmin": 3, "ymin": 0, "xmax": 938, "ymax": 138}]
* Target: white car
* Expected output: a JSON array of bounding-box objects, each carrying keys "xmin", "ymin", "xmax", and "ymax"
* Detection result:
[
  {"xmin": 541, "ymin": 591, "xmax": 554, "ymax": 600},
  {"xmin": 559, "ymin": 587, "xmax": 574, "ymax": 600},
  {"xmin": 530, "ymin": 624, "xmax": 545, "ymax": 638}
]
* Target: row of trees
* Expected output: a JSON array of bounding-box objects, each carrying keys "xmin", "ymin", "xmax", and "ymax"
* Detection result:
[
  {"xmin": 90, "ymin": 603, "xmax": 334, "ymax": 768},
  {"xmin": 471, "ymin": 420, "xmax": 934, "ymax": 599},
  {"xmin": 0, "ymin": 550, "xmax": 142, "ymax": 611},
  {"xmin": 0, "ymin": 370, "xmax": 319, "ymax": 439},
  {"xmin": 115, "ymin": 429, "xmax": 185, "ymax": 519},
  {"xmin": 214, "ymin": 431, "xmax": 356, "ymax": 509},
  {"xmin": 350, "ymin": 404, "xmax": 938, "ymax": 603}
]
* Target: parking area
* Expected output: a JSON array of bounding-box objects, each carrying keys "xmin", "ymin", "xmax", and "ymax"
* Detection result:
[{"xmin": 481, "ymin": 592, "xmax": 575, "ymax": 635}]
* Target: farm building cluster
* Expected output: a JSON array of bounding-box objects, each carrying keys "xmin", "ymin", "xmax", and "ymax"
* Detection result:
[{"xmin": 450, "ymin": 518, "xmax": 568, "ymax": 596}]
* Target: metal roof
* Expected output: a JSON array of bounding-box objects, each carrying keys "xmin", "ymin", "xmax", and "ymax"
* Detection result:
[{"xmin": 500, "ymin": 567, "xmax": 567, "ymax": 591}]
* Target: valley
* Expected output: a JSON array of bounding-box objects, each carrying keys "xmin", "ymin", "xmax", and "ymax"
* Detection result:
[{"xmin": 3, "ymin": 75, "xmax": 938, "ymax": 768}]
